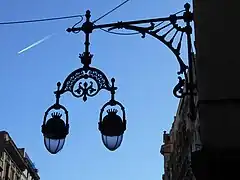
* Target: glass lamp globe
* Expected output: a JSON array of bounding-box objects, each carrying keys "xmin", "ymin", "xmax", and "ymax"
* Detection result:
[
  {"xmin": 44, "ymin": 137, "xmax": 65, "ymax": 154},
  {"xmin": 101, "ymin": 134, "xmax": 123, "ymax": 151},
  {"xmin": 99, "ymin": 109, "xmax": 126, "ymax": 151},
  {"xmin": 42, "ymin": 112, "xmax": 68, "ymax": 154}
]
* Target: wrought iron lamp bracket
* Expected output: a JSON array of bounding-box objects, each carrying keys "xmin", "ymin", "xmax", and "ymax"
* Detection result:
[
  {"xmin": 65, "ymin": 3, "xmax": 196, "ymax": 118},
  {"xmin": 105, "ymin": 22, "xmax": 189, "ymax": 75},
  {"xmin": 65, "ymin": 3, "xmax": 195, "ymax": 100}
]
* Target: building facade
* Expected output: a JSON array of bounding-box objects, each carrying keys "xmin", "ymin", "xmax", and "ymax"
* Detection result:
[
  {"xmin": 160, "ymin": 97, "xmax": 201, "ymax": 180},
  {"xmin": 160, "ymin": 56, "xmax": 202, "ymax": 180},
  {"xmin": 0, "ymin": 131, "xmax": 40, "ymax": 180}
]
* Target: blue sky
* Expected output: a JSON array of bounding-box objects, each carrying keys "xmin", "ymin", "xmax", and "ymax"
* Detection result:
[{"xmin": 0, "ymin": 0, "xmax": 191, "ymax": 179}]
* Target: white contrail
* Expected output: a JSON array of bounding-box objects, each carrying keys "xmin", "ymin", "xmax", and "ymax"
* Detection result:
[{"xmin": 18, "ymin": 34, "xmax": 53, "ymax": 54}]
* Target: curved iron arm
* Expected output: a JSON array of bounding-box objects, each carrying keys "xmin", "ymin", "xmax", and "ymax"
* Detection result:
[
  {"xmin": 43, "ymin": 82, "xmax": 69, "ymax": 126},
  {"xmin": 99, "ymin": 78, "xmax": 126, "ymax": 125},
  {"xmin": 106, "ymin": 22, "xmax": 188, "ymax": 76},
  {"xmin": 99, "ymin": 99, "xmax": 126, "ymax": 123},
  {"xmin": 99, "ymin": 99, "xmax": 126, "ymax": 136},
  {"xmin": 43, "ymin": 103, "xmax": 69, "ymax": 125},
  {"xmin": 105, "ymin": 22, "xmax": 190, "ymax": 99}
]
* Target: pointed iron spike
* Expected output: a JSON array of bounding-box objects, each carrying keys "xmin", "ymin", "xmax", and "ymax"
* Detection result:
[
  {"xmin": 184, "ymin": 3, "xmax": 191, "ymax": 10},
  {"xmin": 57, "ymin": 82, "xmax": 61, "ymax": 91},
  {"xmin": 111, "ymin": 78, "xmax": 115, "ymax": 83},
  {"xmin": 86, "ymin": 10, "xmax": 91, "ymax": 19}
]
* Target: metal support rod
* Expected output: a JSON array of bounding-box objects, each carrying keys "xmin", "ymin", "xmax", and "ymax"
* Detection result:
[
  {"xmin": 55, "ymin": 82, "xmax": 61, "ymax": 106},
  {"xmin": 77, "ymin": 10, "xmax": 94, "ymax": 67},
  {"xmin": 68, "ymin": 15, "xmax": 185, "ymax": 33},
  {"xmin": 93, "ymin": 16, "xmax": 184, "ymax": 29},
  {"xmin": 184, "ymin": 4, "xmax": 195, "ymax": 120},
  {"xmin": 84, "ymin": 10, "xmax": 91, "ymax": 54},
  {"xmin": 110, "ymin": 78, "xmax": 116, "ymax": 102}
]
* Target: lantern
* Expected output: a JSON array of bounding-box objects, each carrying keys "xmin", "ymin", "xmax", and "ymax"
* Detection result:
[
  {"xmin": 99, "ymin": 106, "xmax": 126, "ymax": 151},
  {"xmin": 42, "ymin": 104, "xmax": 69, "ymax": 154}
]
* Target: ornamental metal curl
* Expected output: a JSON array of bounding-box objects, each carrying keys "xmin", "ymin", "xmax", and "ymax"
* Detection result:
[
  {"xmin": 106, "ymin": 22, "xmax": 189, "ymax": 99},
  {"xmin": 105, "ymin": 20, "xmax": 189, "ymax": 76},
  {"xmin": 173, "ymin": 77, "xmax": 185, "ymax": 98},
  {"xmin": 96, "ymin": 10, "xmax": 193, "ymax": 100},
  {"xmin": 58, "ymin": 66, "xmax": 115, "ymax": 101}
]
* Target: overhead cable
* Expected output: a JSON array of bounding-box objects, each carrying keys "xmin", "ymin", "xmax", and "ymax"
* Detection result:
[
  {"xmin": 93, "ymin": 0, "xmax": 130, "ymax": 23},
  {"xmin": 0, "ymin": 14, "xmax": 84, "ymax": 25}
]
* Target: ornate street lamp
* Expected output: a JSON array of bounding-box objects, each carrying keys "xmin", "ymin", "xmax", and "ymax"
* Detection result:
[
  {"xmin": 99, "ymin": 80, "xmax": 126, "ymax": 151},
  {"xmin": 42, "ymin": 3, "xmax": 196, "ymax": 154},
  {"xmin": 42, "ymin": 82, "xmax": 69, "ymax": 154}
]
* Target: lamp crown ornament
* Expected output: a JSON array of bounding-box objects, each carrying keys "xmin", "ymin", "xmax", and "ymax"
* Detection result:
[
  {"xmin": 51, "ymin": 112, "xmax": 62, "ymax": 119},
  {"xmin": 106, "ymin": 109, "xmax": 118, "ymax": 114}
]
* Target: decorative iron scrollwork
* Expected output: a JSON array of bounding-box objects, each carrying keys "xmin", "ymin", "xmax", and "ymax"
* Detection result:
[
  {"xmin": 173, "ymin": 76, "xmax": 185, "ymax": 98},
  {"xmin": 59, "ymin": 66, "xmax": 114, "ymax": 101},
  {"xmin": 91, "ymin": 5, "xmax": 194, "ymax": 100},
  {"xmin": 66, "ymin": 4, "xmax": 195, "ymax": 101},
  {"xmin": 100, "ymin": 12, "xmax": 190, "ymax": 76},
  {"xmin": 74, "ymin": 81, "xmax": 96, "ymax": 101}
]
